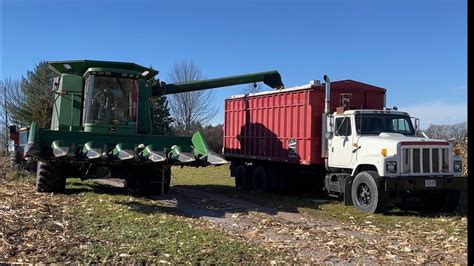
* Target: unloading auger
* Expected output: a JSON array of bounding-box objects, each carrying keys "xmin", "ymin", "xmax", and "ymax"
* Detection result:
[{"xmin": 24, "ymin": 60, "xmax": 283, "ymax": 194}]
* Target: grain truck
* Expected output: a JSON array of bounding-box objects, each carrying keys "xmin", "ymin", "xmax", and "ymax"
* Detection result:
[{"xmin": 223, "ymin": 76, "xmax": 466, "ymax": 213}]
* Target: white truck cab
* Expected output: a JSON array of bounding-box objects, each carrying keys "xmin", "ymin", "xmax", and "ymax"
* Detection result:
[
  {"xmin": 324, "ymin": 109, "xmax": 465, "ymax": 213},
  {"xmin": 327, "ymin": 109, "xmax": 463, "ymax": 177}
]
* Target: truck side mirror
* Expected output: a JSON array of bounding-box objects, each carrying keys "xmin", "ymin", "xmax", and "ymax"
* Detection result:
[
  {"xmin": 326, "ymin": 132, "xmax": 334, "ymax": 140},
  {"xmin": 326, "ymin": 115, "xmax": 334, "ymax": 139},
  {"xmin": 413, "ymin": 117, "xmax": 420, "ymax": 134}
]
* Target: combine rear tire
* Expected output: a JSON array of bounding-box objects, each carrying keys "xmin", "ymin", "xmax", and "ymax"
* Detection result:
[
  {"xmin": 351, "ymin": 171, "xmax": 388, "ymax": 213},
  {"xmin": 36, "ymin": 161, "xmax": 66, "ymax": 193}
]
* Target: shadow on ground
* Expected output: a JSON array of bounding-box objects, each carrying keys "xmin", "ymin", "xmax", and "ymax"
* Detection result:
[{"xmin": 64, "ymin": 180, "xmax": 467, "ymax": 219}]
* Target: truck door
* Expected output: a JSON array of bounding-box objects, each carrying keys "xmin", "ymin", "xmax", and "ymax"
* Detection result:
[{"xmin": 328, "ymin": 116, "xmax": 354, "ymax": 168}]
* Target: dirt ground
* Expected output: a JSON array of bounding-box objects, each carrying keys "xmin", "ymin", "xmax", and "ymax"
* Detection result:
[
  {"xmin": 1, "ymin": 172, "xmax": 467, "ymax": 264},
  {"xmin": 157, "ymin": 186, "xmax": 467, "ymax": 264}
]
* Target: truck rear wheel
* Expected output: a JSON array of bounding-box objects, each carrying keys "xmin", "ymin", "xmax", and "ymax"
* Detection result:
[
  {"xmin": 235, "ymin": 165, "xmax": 251, "ymax": 191},
  {"xmin": 351, "ymin": 171, "xmax": 387, "ymax": 213},
  {"xmin": 36, "ymin": 161, "xmax": 66, "ymax": 193},
  {"xmin": 252, "ymin": 166, "xmax": 269, "ymax": 192}
]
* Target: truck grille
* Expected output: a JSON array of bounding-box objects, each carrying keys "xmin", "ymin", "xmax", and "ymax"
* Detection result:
[{"xmin": 400, "ymin": 147, "xmax": 450, "ymax": 175}]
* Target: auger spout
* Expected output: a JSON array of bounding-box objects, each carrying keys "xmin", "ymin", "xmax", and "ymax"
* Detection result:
[{"xmin": 153, "ymin": 70, "xmax": 284, "ymax": 96}]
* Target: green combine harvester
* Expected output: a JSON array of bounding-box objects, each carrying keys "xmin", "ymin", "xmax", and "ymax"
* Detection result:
[{"xmin": 24, "ymin": 60, "xmax": 283, "ymax": 194}]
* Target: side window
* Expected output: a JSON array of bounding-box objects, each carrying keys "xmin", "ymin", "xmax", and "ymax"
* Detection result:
[{"xmin": 335, "ymin": 117, "xmax": 352, "ymax": 136}]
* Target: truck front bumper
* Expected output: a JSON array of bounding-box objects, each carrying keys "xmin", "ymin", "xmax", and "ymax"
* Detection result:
[{"xmin": 385, "ymin": 176, "xmax": 467, "ymax": 191}]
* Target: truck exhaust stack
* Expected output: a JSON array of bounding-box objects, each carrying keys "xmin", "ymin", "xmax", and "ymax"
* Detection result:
[
  {"xmin": 324, "ymin": 75, "xmax": 330, "ymax": 113},
  {"xmin": 321, "ymin": 75, "xmax": 331, "ymax": 158}
]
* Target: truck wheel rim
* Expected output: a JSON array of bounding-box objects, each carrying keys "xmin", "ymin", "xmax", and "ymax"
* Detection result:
[{"xmin": 357, "ymin": 184, "xmax": 371, "ymax": 206}]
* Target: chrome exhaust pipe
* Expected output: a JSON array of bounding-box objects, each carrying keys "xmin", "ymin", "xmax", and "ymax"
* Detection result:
[
  {"xmin": 321, "ymin": 75, "xmax": 331, "ymax": 158},
  {"xmin": 323, "ymin": 75, "xmax": 330, "ymax": 113}
]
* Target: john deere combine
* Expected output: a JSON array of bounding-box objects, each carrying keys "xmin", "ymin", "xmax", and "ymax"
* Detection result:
[{"xmin": 24, "ymin": 60, "xmax": 283, "ymax": 194}]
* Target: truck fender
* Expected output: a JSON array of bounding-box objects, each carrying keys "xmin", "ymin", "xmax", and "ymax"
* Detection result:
[
  {"xmin": 344, "ymin": 176, "xmax": 354, "ymax": 206},
  {"xmin": 351, "ymin": 164, "xmax": 380, "ymax": 177}
]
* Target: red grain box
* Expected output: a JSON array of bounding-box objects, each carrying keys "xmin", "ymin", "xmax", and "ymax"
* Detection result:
[{"xmin": 223, "ymin": 80, "xmax": 386, "ymax": 165}]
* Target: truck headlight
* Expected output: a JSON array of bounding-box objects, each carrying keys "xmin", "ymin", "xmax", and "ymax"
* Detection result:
[
  {"xmin": 386, "ymin": 161, "xmax": 397, "ymax": 173},
  {"xmin": 454, "ymin": 161, "xmax": 462, "ymax": 172}
]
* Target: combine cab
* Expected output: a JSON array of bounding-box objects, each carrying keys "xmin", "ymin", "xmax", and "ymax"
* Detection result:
[{"xmin": 24, "ymin": 60, "xmax": 283, "ymax": 194}]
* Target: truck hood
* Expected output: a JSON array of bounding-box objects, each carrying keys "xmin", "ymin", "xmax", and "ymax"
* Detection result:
[{"xmin": 356, "ymin": 133, "xmax": 448, "ymax": 156}]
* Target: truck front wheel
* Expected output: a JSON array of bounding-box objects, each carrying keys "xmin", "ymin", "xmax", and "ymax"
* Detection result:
[
  {"xmin": 351, "ymin": 171, "xmax": 388, "ymax": 213},
  {"xmin": 36, "ymin": 161, "xmax": 66, "ymax": 193}
]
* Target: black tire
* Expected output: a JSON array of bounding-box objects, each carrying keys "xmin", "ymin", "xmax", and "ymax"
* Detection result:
[
  {"xmin": 444, "ymin": 190, "xmax": 461, "ymax": 212},
  {"xmin": 351, "ymin": 171, "xmax": 388, "ymax": 213},
  {"xmin": 422, "ymin": 190, "xmax": 460, "ymax": 213},
  {"xmin": 235, "ymin": 165, "xmax": 248, "ymax": 191},
  {"xmin": 252, "ymin": 166, "xmax": 269, "ymax": 192},
  {"xmin": 36, "ymin": 161, "xmax": 66, "ymax": 193},
  {"xmin": 136, "ymin": 164, "xmax": 171, "ymax": 195}
]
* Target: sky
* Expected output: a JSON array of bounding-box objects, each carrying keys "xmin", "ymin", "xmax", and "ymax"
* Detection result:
[{"xmin": 0, "ymin": 0, "xmax": 467, "ymax": 128}]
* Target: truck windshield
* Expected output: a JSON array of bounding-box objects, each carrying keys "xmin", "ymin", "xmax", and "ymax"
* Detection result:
[
  {"xmin": 83, "ymin": 75, "xmax": 138, "ymax": 126},
  {"xmin": 355, "ymin": 114, "xmax": 415, "ymax": 135}
]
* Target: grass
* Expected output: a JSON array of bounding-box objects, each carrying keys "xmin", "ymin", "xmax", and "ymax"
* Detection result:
[{"xmin": 65, "ymin": 178, "xmax": 283, "ymax": 263}]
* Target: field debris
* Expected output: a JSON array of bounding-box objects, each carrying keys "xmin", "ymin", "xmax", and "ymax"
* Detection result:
[
  {"xmin": 170, "ymin": 187, "xmax": 467, "ymax": 264},
  {"xmin": 0, "ymin": 181, "xmax": 98, "ymax": 263},
  {"xmin": 0, "ymin": 166, "xmax": 468, "ymax": 264}
]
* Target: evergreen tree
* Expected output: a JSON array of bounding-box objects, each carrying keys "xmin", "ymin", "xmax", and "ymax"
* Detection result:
[
  {"xmin": 148, "ymin": 71, "xmax": 173, "ymax": 134},
  {"xmin": 149, "ymin": 94, "xmax": 173, "ymax": 134},
  {"xmin": 9, "ymin": 61, "xmax": 57, "ymax": 128}
]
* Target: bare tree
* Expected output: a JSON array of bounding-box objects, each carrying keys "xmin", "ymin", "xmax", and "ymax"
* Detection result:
[
  {"xmin": 426, "ymin": 122, "xmax": 468, "ymax": 175},
  {"xmin": 240, "ymin": 82, "xmax": 262, "ymax": 94},
  {"xmin": 425, "ymin": 122, "xmax": 467, "ymax": 147},
  {"xmin": 0, "ymin": 78, "xmax": 24, "ymax": 150},
  {"xmin": 167, "ymin": 60, "xmax": 218, "ymax": 132}
]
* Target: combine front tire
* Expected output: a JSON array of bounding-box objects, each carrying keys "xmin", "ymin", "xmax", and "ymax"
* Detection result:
[
  {"xmin": 36, "ymin": 161, "xmax": 66, "ymax": 193},
  {"xmin": 135, "ymin": 165, "xmax": 171, "ymax": 195},
  {"xmin": 351, "ymin": 171, "xmax": 388, "ymax": 213}
]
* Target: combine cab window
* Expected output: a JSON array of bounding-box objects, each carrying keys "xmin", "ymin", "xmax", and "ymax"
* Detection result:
[
  {"xmin": 355, "ymin": 114, "xmax": 415, "ymax": 135},
  {"xmin": 83, "ymin": 75, "xmax": 138, "ymax": 126}
]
